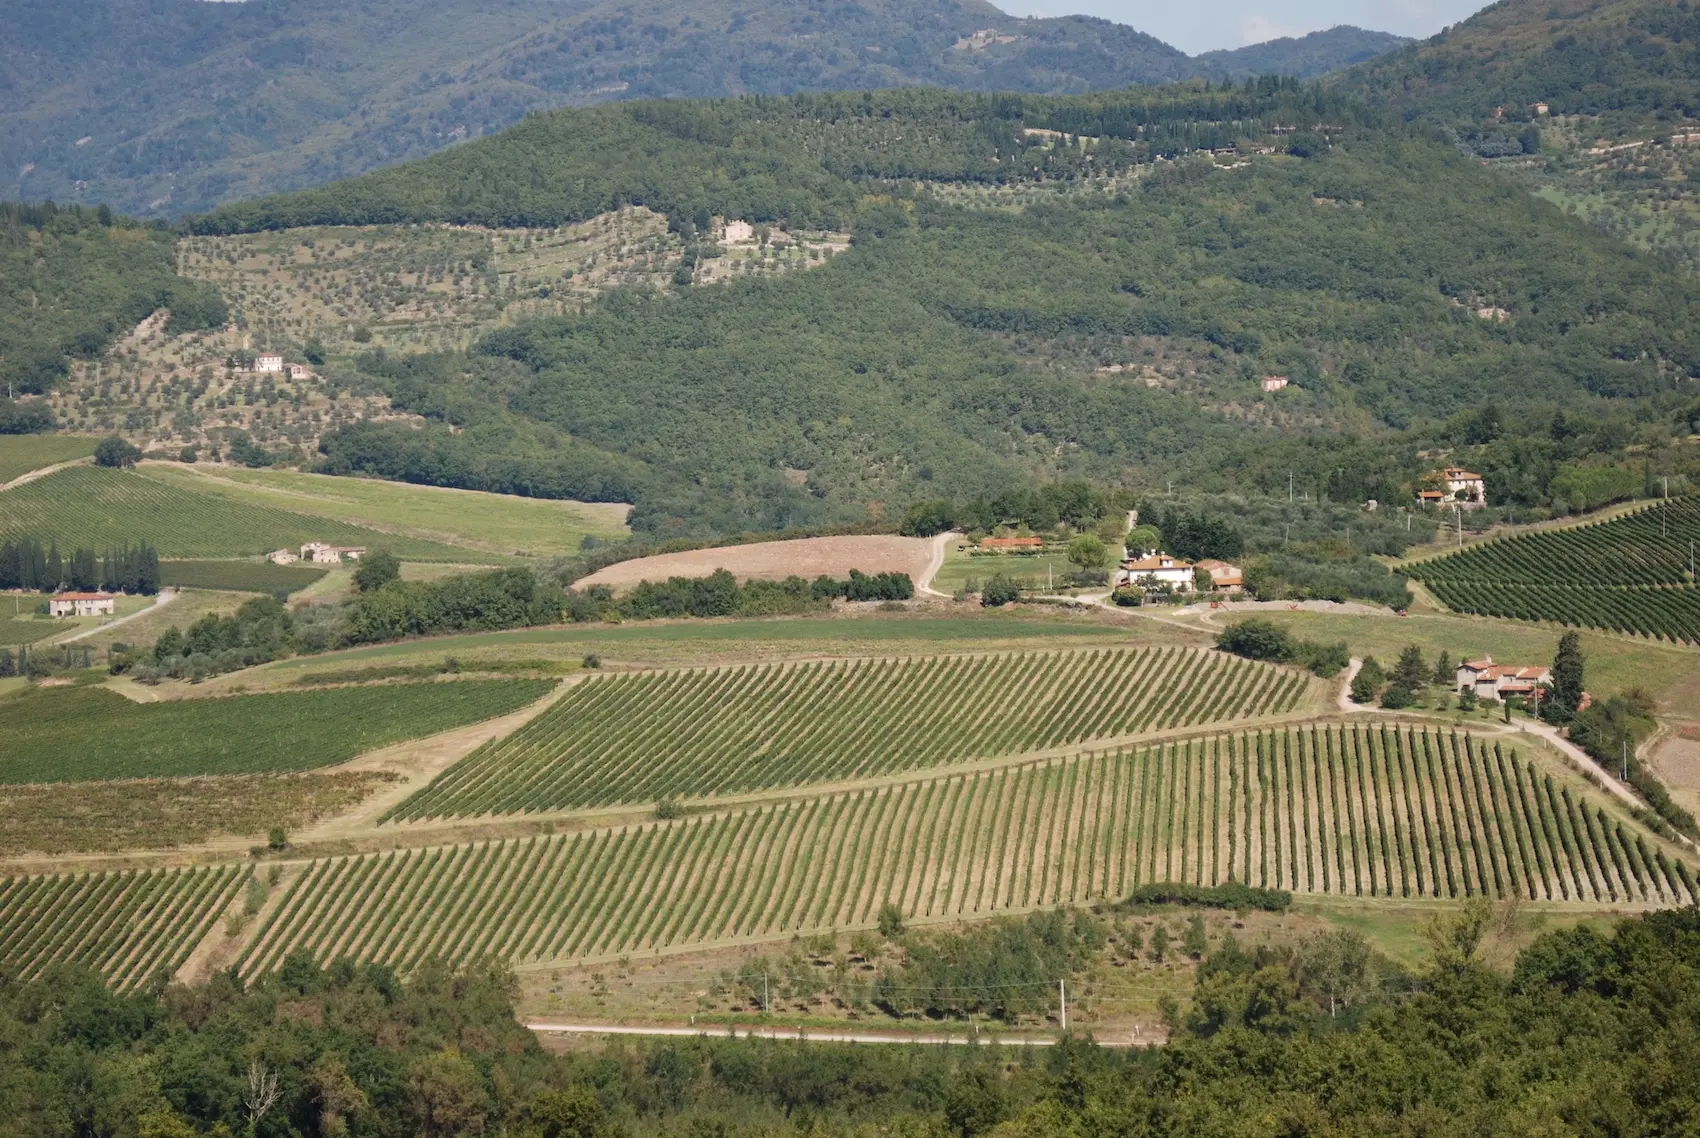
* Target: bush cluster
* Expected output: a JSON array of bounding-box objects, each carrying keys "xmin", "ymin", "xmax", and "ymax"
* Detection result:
[{"xmin": 1216, "ymin": 618, "xmax": 1350, "ymax": 677}]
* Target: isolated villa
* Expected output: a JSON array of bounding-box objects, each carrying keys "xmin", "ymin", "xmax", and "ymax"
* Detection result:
[
  {"xmin": 298, "ymin": 542, "xmax": 366, "ymax": 564},
  {"xmin": 49, "ymin": 592, "xmax": 116, "ymax": 617},
  {"xmin": 1116, "ymin": 552, "xmax": 1196, "ymax": 591},
  {"xmin": 1456, "ymin": 655, "xmax": 1551, "ymax": 700}
]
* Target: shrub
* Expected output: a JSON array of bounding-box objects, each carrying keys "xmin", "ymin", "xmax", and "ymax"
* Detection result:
[
  {"xmin": 1124, "ymin": 882, "xmax": 1292, "ymax": 912},
  {"xmin": 1217, "ymin": 619, "xmax": 1294, "ymax": 661},
  {"xmin": 980, "ymin": 575, "xmax": 1021, "ymax": 607},
  {"xmin": 877, "ymin": 903, "xmax": 905, "ymax": 939},
  {"xmin": 93, "ymin": 435, "xmax": 141, "ymax": 468}
]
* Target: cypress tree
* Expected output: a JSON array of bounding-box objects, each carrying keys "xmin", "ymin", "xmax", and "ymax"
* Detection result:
[{"xmin": 1549, "ymin": 632, "xmax": 1585, "ymax": 723}]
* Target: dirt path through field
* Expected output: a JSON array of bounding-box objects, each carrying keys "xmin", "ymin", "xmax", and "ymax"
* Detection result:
[
  {"xmin": 0, "ymin": 456, "xmax": 93, "ymax": 493},
  {"xmin": 54, "ymin": 589, "xmax": 178, "ymax": 644},
  {"xmin": 290, "ymin": 678, "xmax": 580, "ymax": 843},
  {"xmin": 916, "ymin": 531, "xmax": 961, "ymax": 597}
]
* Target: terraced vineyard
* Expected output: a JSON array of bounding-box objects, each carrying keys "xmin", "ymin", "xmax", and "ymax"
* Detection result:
[
  {"xmin": 0, "ymin": 465, "xmax": 472, "ymax": 560},
  {"xmin": 0, "ymin": 865, "xmax": 244, "ymax": 990},
  {"xmin": 1411, "ymin": 497, "xmax": 1700, "ymax": 642},
  {"xmin": 387, "ymin": 647, "xmax": 1316, "ymax": 819},
  {"xmin": 243, "ymin": 725, "xmax": 1691, "ymax": 975}
]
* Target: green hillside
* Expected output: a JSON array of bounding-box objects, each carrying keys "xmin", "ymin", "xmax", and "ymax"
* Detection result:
[
  {"xmin": 1340, "ymin": 0, "xmax": 1700, "ymax": 268},
  {"xmin": 1, "ymin": 0, "xmax": 1405, "ymax": 217},
  {"xmin": 191, "ymin": 85, "xmax": 1700, "ymax": 537}
]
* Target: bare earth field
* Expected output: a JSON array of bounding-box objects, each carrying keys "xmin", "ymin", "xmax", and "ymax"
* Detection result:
[{"xmin": 577, "ymin": 536, "xmax": 935, "ymax": 590}]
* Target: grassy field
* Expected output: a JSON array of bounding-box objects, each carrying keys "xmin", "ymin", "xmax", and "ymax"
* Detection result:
[
  {"xmin": 0, "ymin": 771, "xmax": 394, "ymax": 857},
  {"xmin": 0, "ymin": 864, "xmax": 244, "ymax": 990},
  {"xmin": 387, "ymin": 647, "xmax": 1316, "ymax": 818},
  {"xmin": 140, "ymin": 464, "xmax": 629, "ymax": 557},
  {"xmin": 930, "ymin": 546, "xmax": 1091, "ymax": 594},
  {"xmin": 0, "ymin": 465, "xmax": 476, "ymax": 560},
  {"xmin": 241, "ymin": 724, "xmax": 1689, "ymax": 975},
  {"xmin": 0, "ymin": 680, "xmax": 553, "ymax": 783},
  {"xmin": 0, "ymin": 593, "xmax": 155, "ymax": 647},
  {"xmin": 159, "ymin": 560, "xmax": 329, "ymax": 594},
  {"xmin": 0, "ymin": 435, "xmax": 99, "ymax": 484}
]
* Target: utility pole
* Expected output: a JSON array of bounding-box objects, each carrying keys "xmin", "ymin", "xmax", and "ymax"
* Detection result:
[
  {"xmin": 1059, "ymin": 979, "xmax": 1067, "ymax": 1031},
  {"xmin": 1288, "ymin": 471, "xmax": 1294, "ymax": 503},
  {"xmin": 1622, "ymin": 739, "xmax": 1628, "ymax": 782},
  {"xmin": 763, "ymin": 972, "xmax": 770, "ymax": 1015}
]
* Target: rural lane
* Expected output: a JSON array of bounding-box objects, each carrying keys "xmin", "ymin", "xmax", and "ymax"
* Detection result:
[
  {"xmin": 916, "ymin": 531, "xmax": 962, "ymax": 597},
  {"xmin": 0, "ymin": 455, "xmax": 93, "ymax": 493},
  {"xmin": 56, "ymin": 588, "xmax": 178, "ymax": 644}
]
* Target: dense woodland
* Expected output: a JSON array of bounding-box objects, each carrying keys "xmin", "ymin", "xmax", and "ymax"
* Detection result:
[{"xmin": 3, "ymin": 905, "xmax": 1699, "ymax": 1136}]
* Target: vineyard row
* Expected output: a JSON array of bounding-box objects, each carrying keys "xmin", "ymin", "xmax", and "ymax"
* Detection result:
[
  {"xmin": 240, "ymin": 725, "xmax": 1691, "ymax": 976},
  {"xmin": 1423, "ymin": 579, "xmax": 1700, "ymax": 645},
  {"xmin": 0, "ymin": 865, "xmax": 244, "ymax": 990},
  {"xmin": 388, "ymin": 646, "xmax": 1315, "ymax": 820}
]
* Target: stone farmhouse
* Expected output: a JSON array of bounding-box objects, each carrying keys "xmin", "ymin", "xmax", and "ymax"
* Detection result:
[
  {"xmin": 288, "ymin": 542, "xmax": 367, "ymax": 565},
  {"xmin": 1196, "ymin": 559, "xmax": 1245, "ymax": 593},
  {"xmin": 1419, "ymin": 467, "xmax": 1487, "ymax": 509},
  {"xmin": 1261, "ymin": 375, "xmax": 1289, "ymax": 392},
  {"xmin": 49, "ymin": 592, "xmax": 115, "ymax": 617},
  {"xmin": 1456, "ymin": 655, "xmax": 1552, "ymax": 700}
]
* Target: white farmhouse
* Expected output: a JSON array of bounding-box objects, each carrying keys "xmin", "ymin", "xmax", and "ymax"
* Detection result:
[
  {"xmin": 255, "ymin": 354, "xmax": 285, "ymax": 373},
  {"xmin": 1116, "ymin": 552, "xmax": 1196, "ymax": 592},
  {"xmin": 49, "ymin": 592, "xmax": 116, "ymax": 617}
]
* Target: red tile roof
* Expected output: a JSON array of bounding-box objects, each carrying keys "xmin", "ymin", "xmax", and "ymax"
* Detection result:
[{"xmin": 55, "ymin": 592, "xmax": 114, "ymax": 601}]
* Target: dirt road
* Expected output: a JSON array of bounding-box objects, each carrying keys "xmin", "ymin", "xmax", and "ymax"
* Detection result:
[
  {"xmin": 527, "ymin": 1021, "xmax": 1152, "ymax": 1047},
  {"xmin": 56, "ymin": 589, "xmax": 178, "ymax": 644}
]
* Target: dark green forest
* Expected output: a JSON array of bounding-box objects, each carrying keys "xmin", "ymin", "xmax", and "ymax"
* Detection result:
[
  {"xmin": 4, "ymin": 905, "xmax": 1699, "ymax": 1136},
  {"xmin": 0, "ymin": 0, "xmax": 1404, "ymax": 217},
  {"xmin": 202, "ymin": 85, "xmax": 1700, "ymax": 537},
  {"xmin": 0, "ymin": 202, "xmax": 225, "ymax": 396}
]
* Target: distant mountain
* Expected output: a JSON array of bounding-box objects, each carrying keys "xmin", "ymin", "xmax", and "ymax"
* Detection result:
[{"xmin": 0, "ymin": 0, "xmax": 1407, "ymax": 217}]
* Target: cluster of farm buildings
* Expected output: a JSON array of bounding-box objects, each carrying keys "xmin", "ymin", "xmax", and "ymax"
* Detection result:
[
  {"xmin": 268, "ymin": 542, "xmax": 366, "ymax": 565},
  {"xmin": 251, "ymin": 354, "xmax": 313, "ymax": 381}
]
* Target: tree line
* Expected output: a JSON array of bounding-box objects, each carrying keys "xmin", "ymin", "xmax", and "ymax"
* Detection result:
[{"xmin": 0, "ymin": 537, "xmax": 160, "ymax": 594}]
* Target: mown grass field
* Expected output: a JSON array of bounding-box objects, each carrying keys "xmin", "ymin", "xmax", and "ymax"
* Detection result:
[
  {"xmin": 0, "ymin": 435, "xmax": 99, "ymax": 484},
  {"xmin": 140, "ymin": 464, "xmax": 630, "ymax": 557},
  {"xmin": 0, "ymin": 465, "xmax": 475, "ymax": 560},
  {"xmin": 159, "ymin": 560, "xmax": 329, "ymax": 594},
  {"xmin": 930, "ymin": 546, "xmax": 1084, "ymax": 593},
  {"xmin": 0, "ymin": 680, "xmax": 553, "ymax": 783},
  {"xmin": 0, "ymin": 864, "xmax": 244, "ymax": 990},
  {"xmin": 388, "ymin": 647, "xmax": 1316, "ymax": 819},
  {"xmin": 238, "ymin": 724, "xmax": 1690, "ymax": 975}
]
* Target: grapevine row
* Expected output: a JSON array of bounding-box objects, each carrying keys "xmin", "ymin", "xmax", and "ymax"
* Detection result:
[{"xmin": 388, "ymin": 646, "xmax": 1314, "ymax": 820}]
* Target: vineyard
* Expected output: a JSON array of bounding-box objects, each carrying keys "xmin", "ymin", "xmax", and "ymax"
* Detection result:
[
  {"xmin": 0, "ymin": 864, "xmax": 244, "ymax": 990},
  {"xmin": 242, "ymin": 725, "xmax": 1692, "ymax": 975},
  {"xmin": 1411, "ymin": 498, "xmax": 1700, "ymax": 642},
  {"xmin": 0, "ymin": 465, "xmax": 472, "ymax": 560},
  {"xmin": 0, "ymin": 680, "xmax": 554, "ymax": 783},
  {"xmin": 386, "ymin": 647, "xmax": 1317, "ymax": 820},
  {"xmin": 159, "ymin": 559, "xmax": 329, "ymax": 594}
]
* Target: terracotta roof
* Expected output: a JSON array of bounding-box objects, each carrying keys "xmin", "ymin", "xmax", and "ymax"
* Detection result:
[
  {"xmin": 1443, "ymin": 467, "xmax": 1483, "ymax": 480},
  {"xmin": 1461, "ymin": 657, "xmax": 1494, "ymax": 671},
  {"xmin": 1122, "ymin": 553, "xmax": 1193, "ymax": 571},
  {"xmin": 54, "ymin": 592, "xmax": 114, "ymax": 601},
  {"xmin": 1213, "ymin": 575, "xmax": 1244, "ymax": 586},
  {"xmin": 1417, "ymin": 490, "xmax": 1446, "ymax": 500}
]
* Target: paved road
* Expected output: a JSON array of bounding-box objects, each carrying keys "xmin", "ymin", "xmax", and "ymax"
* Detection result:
[{"xmin": 527, "ymin": 1021, "xmax": 1153, "ymax": 1047}]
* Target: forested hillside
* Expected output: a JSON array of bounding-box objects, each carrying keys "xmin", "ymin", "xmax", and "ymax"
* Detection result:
[
  {"xmin": 0, "ymin": 202, "xmax": 224, "ymax": 401},
  {"xmin": 1340, "ymin": 0, "xmax": 1700, "ymax": 268},
  {"xmin": 0, "ymin": 0, "xmax": 1405, "ymax": 217},
  {"xmin": 187, "ymin": 84, "xmax": 1700, "ymax": 538}
]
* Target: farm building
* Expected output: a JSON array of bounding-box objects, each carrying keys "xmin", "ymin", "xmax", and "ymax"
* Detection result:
[
  {"xmin": 1419, "ymin": 467, "xmax": 1487, "ymax": 508},
  {"xmin": 267, "ymin": 548, "xmax": 299, "ymax": 565},
  {"xmin": 1261, "ymin": 375, "xmax": 1289, "ymax": 392},
  {"xmin": 255, "ymin": 354, "xmax": 284, "ymax": 373},
  {"xmin": 48, "ymin": 592, "xmax": 115, "ymax": 617},
  {"xmin": 287, "ymin": 363, "xmax": 311, "ymax": 380},
  {"xmin": 1416, "ymin": 489, "xmax": 1448, "ymax": 507},
  {"xmin": 300, "ymin": 542, "xmax": 365, "ymax": 564},
  {"xmin": 1456, "ymin": 656, "xmax": 1552, "ymax": 700},
  {"xmin": 1195, "ymin": 559, "xmax": 1244, "ymax": 593},
  {"xmin": 978, "ymin": 536, "xmax": 1045, "ymax": 552},
  {"xmin": 1116, "ymin": 552, "xmax": 1196, "ymax": 591}
]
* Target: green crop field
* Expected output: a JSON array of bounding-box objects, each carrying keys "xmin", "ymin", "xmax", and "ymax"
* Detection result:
[
  {"xmin": 239, "ymin": 724, "xmax": 1691, "ymax": 975},
  {"xmin": 0, "ymin": 864, "xmax": 243, "ymax": 990},
  {"xmin": 139, "ymin": 465, "xmax": 630, "ymax": 557},
  {"xmin": 1411, "ymin": 497, "xmax": 1700, "ymax": 642},
  {"xmin": 387, "ymin": 647, "xmax": 1317, "ymax": 820},
  {"xmin": 0, "ymin": 435, "xmax": 99, "ymax": 484},
  {"xmin": 0, "ymin": 618, "xmax": 62, "ymax": 646},
  {"xmin": 0, "ymin": 680, "xmax": 554, "ymax": 783},
  {"xmin": 0, "ymin": 465, "xmax": 477, "ymax": 560},
  {"xmin": 159, "ymin": 560, "xmax": 329, "ymax": 594}
]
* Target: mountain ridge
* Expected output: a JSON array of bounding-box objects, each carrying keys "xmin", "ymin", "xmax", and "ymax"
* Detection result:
[{"xmin": 1, "ymin": 0, "xmax": 1407, "ymax": 217}]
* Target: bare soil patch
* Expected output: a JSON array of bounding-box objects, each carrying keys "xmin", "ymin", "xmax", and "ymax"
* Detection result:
[
  {"xmin": 578, "ymin": 536, "xmax": 934, "ymax": 590},
  {"xmin": 1649, "ymin": 730, "xmax": 1700, "ymax": 815}
]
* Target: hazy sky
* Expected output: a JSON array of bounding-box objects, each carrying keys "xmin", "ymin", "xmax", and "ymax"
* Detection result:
[{"xmin": 995, "ymin": 0, "xmax": 1489, "ymax": 54}]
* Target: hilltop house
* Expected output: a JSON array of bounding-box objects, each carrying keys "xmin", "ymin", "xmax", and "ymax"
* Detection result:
[
  {"xmin": 1116, "ymin": 552, "xmax": 1196, "ymax": 591},
  {"xmin": 255, "ymin": 354, "xmax": 284, "ymax": 374},
  {"xmin": 977, "ymin": 536, "xmax": 1044, "ymax": 552},
  {"xmin": 1456, "ymin": 655, "xmax": 1552, "ymax": 701},
  {"xmin": 1195, "ymin": 559, "xmax": 1244, "ymax": 593},
  {"xmin": 300, "ymin": 542, "xmax": 366, "ymax": 564},
  {"xmin": 49, "ymin": 592, "xmax": 115, "ymax": 617}
]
